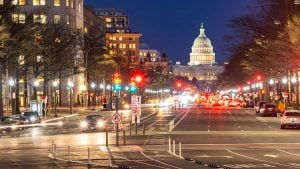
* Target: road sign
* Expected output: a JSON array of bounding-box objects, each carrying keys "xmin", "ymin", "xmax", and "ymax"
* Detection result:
[
  {"xmin": 131, "ymin": 107, "xmax": 141, "ymax": 115},
  {"xmin": 282, "ymin": 92, "xmax": 288, "ymax": 98},
  {"xmin": 132, "ymin": 114, "xmax": 140, "ymax": 124},
  {"xmin": 131, "ymin": 95, "xmax": 141, "ymax": 107},
  {"xmin": 112, "ymin": 113, "xmax": 121, "ymax": 123}
]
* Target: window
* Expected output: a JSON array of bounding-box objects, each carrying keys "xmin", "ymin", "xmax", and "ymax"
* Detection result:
[
  {"xmin": 12, "ymin": 13, "xmax": 26, "ymax": 24},
  {"xmin": 119, "ymin": 37, "xmax": 123, "ymax": 41},
  {"xmin": 18, "ymin": 55, "xmax": 25, "ymax": 65},
  {"xmin": 53, "ymin": 15, "xmax": 60, "ymax": 24},
  {"xmin": 70, "ymin": 0, "xmax": 73, "ymax": 8},
  {"xmin": 37, "ymin": 55, "xmax": 42, "ymax": 62},
  {"xmin": 65, "ymin": 0, "xmax": 69, "ymax": 6},
  {"xmin": 0, "ymin": 0, "xmax": 3, "ymax": 5},
  {"xmin": 129, "ymin": 44, "xmax": 135, "ymax": 49},
  {"xmin": 34, "ymin": 14, "xmax": 47, "ymax": 24},
  {"xmin": 66, "ymin": 15, "xmax": 70, "ymax": 24},
  {"xmin": 33, "ymin": 0, "xmax": 45, "ymax": 5},
  {"xmin": 54, "ymin": 0, "xmax": 60, "ymax": 6}
]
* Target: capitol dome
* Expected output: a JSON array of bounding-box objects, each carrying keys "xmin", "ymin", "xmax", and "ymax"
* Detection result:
[{"xmin": 189, "ymin": 23, "xmax": 215, "ymax": 65}]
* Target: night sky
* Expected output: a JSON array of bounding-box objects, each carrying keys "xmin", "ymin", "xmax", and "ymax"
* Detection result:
[{"xmin": 84, "ymin": 0, "xmax": 254, "ymax": 65}]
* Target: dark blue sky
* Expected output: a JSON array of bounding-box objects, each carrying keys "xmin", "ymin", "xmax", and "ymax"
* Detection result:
[{"xmin": 85, "ymin": 0, "xmax": 253, "ymax": 65}]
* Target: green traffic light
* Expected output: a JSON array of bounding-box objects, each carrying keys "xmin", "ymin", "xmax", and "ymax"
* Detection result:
[
  {"xmin": 113, "ymin": 84, "xmax": 122, "ymax": 91},
  {"xmin": 129, "ymin": 85, "xmax": 137, "ymax": 94}
]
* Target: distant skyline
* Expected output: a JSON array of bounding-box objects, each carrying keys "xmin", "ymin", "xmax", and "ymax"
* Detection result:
[{"xmin": 84, "ymin": 0, "xmax": 254, "ymax": 65}]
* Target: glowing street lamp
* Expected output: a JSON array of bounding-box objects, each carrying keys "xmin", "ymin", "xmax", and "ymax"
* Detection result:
[
  {"xmin": 291, "ymin": 77, "xmax": 297, "ymax": 83},
  {"xmin": 282, "ymin": 77, "xmax": 288, "ymax": 84},
  {"xmin": 34, "ymin": 80, "xmax": 40, "ymax": 87},
  {"xmin": 91, "ymin": 82, "xmax": 96, "ymax": 89},
  {"xmin": 269, "ymin": 79, "xmax": 274, "ymax": 85}
]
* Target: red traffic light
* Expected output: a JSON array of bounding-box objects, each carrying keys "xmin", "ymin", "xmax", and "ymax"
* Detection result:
[{"xmin": 257, "ymin": 75, "xmax": 261, "ymax": 81}]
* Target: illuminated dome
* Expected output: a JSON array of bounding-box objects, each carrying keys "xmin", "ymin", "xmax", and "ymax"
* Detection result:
[{"xmin": 189, "ymin": 23, "xmax": 215, "ymax": 65}]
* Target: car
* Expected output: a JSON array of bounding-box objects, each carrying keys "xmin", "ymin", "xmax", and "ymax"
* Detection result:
[
  {"xmin": 0, "ymin": 117, "xmax": 22, "ymax": 132},
  {"xmin": 80, "ymin": 114, "xmax": 106, "ymax": 132},
  {"xmin": 243, "ymin": 100, "xmax": 254, "ymax": 108},
  {"xmin": 255, "ymin": 101, "xmax": 267, "ymax": 114},
  {"xmin": 211, "ymin": 102, "xmax": 222, "ymax": 110},
  {"xmin": 259, "ymin": 103, "xmax": 277, "ymax": 117},
  {"xmin": 20, "ymin": 111, "xmax": 41, "ymax": 124},
  {"xmin": 281, "ymin": 110, "xmax": 300, "ymax": 129}
]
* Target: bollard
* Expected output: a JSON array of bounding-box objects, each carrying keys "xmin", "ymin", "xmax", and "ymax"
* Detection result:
[
  {"xmin": 88, "ymin": 148, "xmax": 91, "ymax": 166},
  {"xmin": 67, "ymin": 146, "xmax": 71, "ymax": 162},
  {"xmin": 54, "ymin": 144, "xmax": 57, "ymax": 160},
  {"xmin": 173, "ymin": 140, "xmax": 175, "ymax": 155},
  {"xmin": 179, "ymin": 142, "xmax": 182, "ymax": 158},
  {"xmin": 143, "ymin": 123, "xmax": 145, "ymax": 135},
  {"xmin": 105, "ymin": 129, "xmax": 108, "ymax": 147},
  {"xmin": 123, "ymin": 130, "xmax": 126, "ymax": 146},
  {"xmin": 129, "ymin": 122, "xmax": 132, "ymax": 136},
  {"xmin": 168, "ymin": 136, "xmax": 171, "ymax": 152}
]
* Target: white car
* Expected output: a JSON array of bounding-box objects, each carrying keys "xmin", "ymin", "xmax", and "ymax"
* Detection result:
[{"xmin": 281, "ymin": 110, "xmax": 300, "ymax": 129}]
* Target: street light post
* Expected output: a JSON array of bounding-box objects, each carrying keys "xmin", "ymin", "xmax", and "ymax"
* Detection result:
[
  {"xmin": 53, "ymin": 81, "xmax": 58, "ymax": 117},
  {"xmin": 8, "ymin": 79, "xmax": 15, "ymax": 115},
  {"xmin": 68, "ymin": 81, "xmax": 74, "ymax": 114}
]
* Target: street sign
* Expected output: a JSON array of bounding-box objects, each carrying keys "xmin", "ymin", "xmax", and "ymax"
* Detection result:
[
  {"xmin": 131, "ymin": 95, "xmax": 141, "ymax": 107},
  {"xmin": 282, "ymin": 92, "xmax": 288, "ymax": 98},
  {"xmin": 112, "ymin": 113, "xmax": 121, "ymax": 123},
  {"xmin": 131, "ymin": 107, "xmax": 141, "ymax": 115}
]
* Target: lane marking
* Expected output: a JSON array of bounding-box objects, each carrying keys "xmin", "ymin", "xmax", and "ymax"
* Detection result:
[
  {"xmin": 172, "ymin": 111, "xmax": 190, "ymax": 129},
  {"xmin": 195, "ymin": 155, "xmax": 233, "ymax": 159},
  {"xmin": 141, "ymin": 151, "xmax": 183, "ymax": 169},
  {"xmin": 276, "ymin": 149, "xmax": 300, "ymax": 157},
  {"xmin": 227, "ymin": 149, "xmax": 300, "ymax": 168},
  {"xmin": 264, "ymin": 154, "xmax": 278, "ymax": 158}
]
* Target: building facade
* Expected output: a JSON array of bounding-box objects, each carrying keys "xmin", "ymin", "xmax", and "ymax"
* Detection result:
[
  {"xmin": 172, "ymin": 23, "xmax": 223, "ymax": 91},
  {"xmin": 95, "ymin": 8, "xmax": 142, "ymax": 73},
  {"xmin": 1, "ymin": 0, "xmax": 86, "ymax": 113}
]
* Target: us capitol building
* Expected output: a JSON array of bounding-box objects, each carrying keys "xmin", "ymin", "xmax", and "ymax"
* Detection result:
[{"xmin": 172, "ymin": 23, "xmax": 223, "ymax": 90}]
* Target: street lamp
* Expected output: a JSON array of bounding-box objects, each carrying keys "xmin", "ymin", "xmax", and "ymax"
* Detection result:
[
  {"xmin": 67, "ymin": 81, "xmax": 74, "ymax": 114},
  {"xmin": 8, "ymin": 79, "xmax": 15, "ymax": 115},
  {"xmin": 34, "ymin": 80, "xmax": 40, "ymax": 87},
  {"xmin": 52, "ymin": 81, "xmax": 59, "ymax": 117}
]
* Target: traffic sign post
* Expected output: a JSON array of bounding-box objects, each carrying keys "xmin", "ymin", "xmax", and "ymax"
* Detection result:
[{"xmin": 131, "ymin": 95, "xmax": 141, "ymax": 134}]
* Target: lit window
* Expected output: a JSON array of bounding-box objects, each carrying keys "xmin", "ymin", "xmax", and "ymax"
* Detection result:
[
  {"xmin": 119, "ymin": 37, "xmax": 123, "ymax": 41},
  {"xmin": 12, "ymin": 0, "xmax": 17, "ymax": 5},
  {"xmin": 12, "ymin": 13, "xmax": 25, "ymax": 24},
  {"xmin": 109, "ymin": 50, "xmax": 113, "ymax": 55},
  {"xmin": 112, "ymin": 37, "xmax": 116, "ymax": 40},
  {"xmin": 132, "ymin": 44, "xmax": 136, "ymax": 49},
  {"xmin": 70, "ymin": 0, "xmax": 73, "ymax": 8},
  {"xmin": 109, "ymin": 43, "xmax": 113, "ymax": 48},
  {"xmin": 18, "ymin": 55, "xmax": 25, "ymax": 65},
  {"xmin": 53, "ymin": 15, "xmax": 60, "ymax": 24},
  {"xmin": 54, "ymin": 0, "xmax": 60, "ymax": 6},
  {"xmin": 0, "ymin": 0, "xmax": 3, "ymax": 5},
  {"xmin": 119, "ymin": 44, "xmax": 123, "ymax": 49},
  {"xmin": 84, "ymin": 27, "xmax": 88, "ymax": 33},
  {"xmin": 33, "ymin": 0, "xmax": 45, "ymax": 5},
  {"xmin": 34, "ymin": 14, "xmax": 47, "ymax": 24},
  {"xmin": 37, "ymin": 55, "xmax": 42, "ymax": 62},
  {"xmin": 19, "ymin": 0, "xmax": 25, "ymax": 5},
  {"xmin": 109, "ymin": 37, "xmax": 113, "ymax": 40},
  {"xmin": 106, "ymin": 18, "xmax": 111, "ymax": 22},
  {"xmin": 65, "ymin": 0, "xmax": 69, "ymax": 6},
  {"xmin": 66, "ymin": 15, "xmax": 70, "ymax": 24},
  {"xmin": 122, "ymin": 44, "xmax": 126, "ymax": 48}
]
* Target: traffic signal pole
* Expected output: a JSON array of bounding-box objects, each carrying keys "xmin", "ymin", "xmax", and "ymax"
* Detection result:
[{"xmin": 116, "ymin": 92, "xmax": 119, "ymax": 146}]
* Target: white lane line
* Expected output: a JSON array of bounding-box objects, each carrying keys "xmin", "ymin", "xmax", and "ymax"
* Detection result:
[
  {"xmin": 276, "ymin": 149, "xmax": 300, "ymax": 157},
  {"xmin": 141, "ymin": 151, "xmax": 183, "ymax": 169},
  {"xmin": 173, "ymin": 111, "xmax": 190, "ymax": 129},
  {"xmin": 227, "ymin": 149, "xmax": 300, "ymax": 168}
]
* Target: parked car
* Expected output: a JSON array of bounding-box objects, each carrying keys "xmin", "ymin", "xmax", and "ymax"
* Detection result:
[
  {"xmin": 0, "ymin": 117, "xmax": 21, "ymax": 132},
  {"xmin": 281, "ymin": 110, "xmax": 300, "ymax": 129},
  {"xmin": 80, "ymin": 114, "xmax": 106, "ymax": 132},
  {"xmin": 255, "ymin": 101, "xmax": 267, "ymax": 114},
  {"xmin": 20, "ymin": 111, "xmax": 41, "ymax": 124},
  {"xmin": 259, "ymin": 103, "xmax": 277, "ymax": 117}
]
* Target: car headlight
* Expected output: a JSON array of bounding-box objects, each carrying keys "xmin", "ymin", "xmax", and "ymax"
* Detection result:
[
  {"xmin": 80, "ymin": 121, "xmax": 88, "ymax": 128},
  {"xmin": 97, "ymin": 120, "xmax": 105, "ymax": 128},
  {"xmin": 30, "ymin": 116, "xmax": 36, "ymax": 122}
]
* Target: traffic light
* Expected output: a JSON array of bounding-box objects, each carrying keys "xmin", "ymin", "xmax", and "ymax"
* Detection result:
[
  {"xmin": 129, "ymin": 82, "xmax": 138, "ymax": 94},
  {"xmin": 130, "ymin": 70, "xmax": 145, "ymax": 87},
  {"xmin": 112, "ymin": 72, "xmax": 122, "ymax": 91},
  {"xmin": 176, "ymin": 82, "xmax": 182, "ymax": 88},
  {"xmin": 257, "ymin": 75, "xmax": 261, "ymax": 81}
]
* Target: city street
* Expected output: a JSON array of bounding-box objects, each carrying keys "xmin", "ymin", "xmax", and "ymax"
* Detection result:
[{"xmin": 0, "ymin": 105, "xmax": 299, "ymax": 168}]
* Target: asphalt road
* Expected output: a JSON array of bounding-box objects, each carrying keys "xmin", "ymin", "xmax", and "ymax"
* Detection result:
[{"xmin": 0, "ymin": 105, "xmax": 300, "ymax": 169}]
